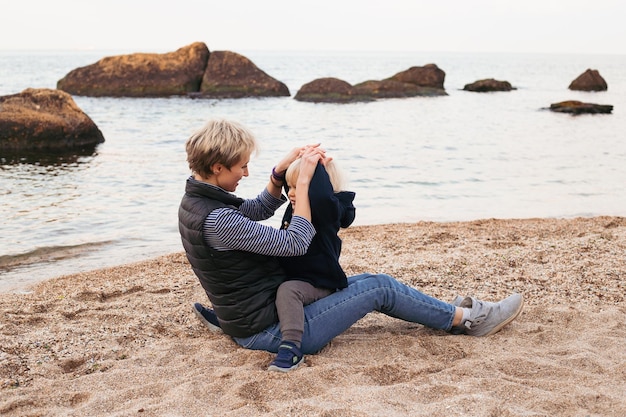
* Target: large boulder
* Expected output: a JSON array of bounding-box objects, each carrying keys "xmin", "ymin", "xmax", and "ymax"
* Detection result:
[
  {"xmin": 549, "ymin": 100, "xmax": 613, "ymax": 114},
  {"xmin": 0, "ymin": 88, "xmax": 104, "ymax": 152},
  {"xmin": 294, "ymin": 77, "xmax": 372, "ymax": 103},
  {"xmin": 568, "ymin": 69, "xmax": 608, "ymax": 91},
  {"xmin": 387, "ymin": 64, "xmax": 446, "ymax": 89},
  {"xmin": 199, "ymin": 51, "xmax": 290, "ymax": 98},
  {"xmin": 294, "ymin": 64, "xmax": 447, "ymax": 103},
  {"xmin": 354, "ymin": 78, "xmax": 447, "ymax": 99},
  {"xmin": 57, "ymin": 42, "xmax": 210, "ymax": 97},
  {"xmin": 463, "ymin": 78, "xmax": 516, "ymax": 92}
]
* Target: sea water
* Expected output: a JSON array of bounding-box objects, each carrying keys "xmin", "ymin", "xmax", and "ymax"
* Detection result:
[{"xmin": 1, "ymin": 49, "xmax": 625, "ymax": 292}]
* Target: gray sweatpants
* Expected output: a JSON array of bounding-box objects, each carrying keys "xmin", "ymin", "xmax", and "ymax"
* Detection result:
[{"xmin": 275, "ymin": 280, "xmax": 333, "ymax": 347}]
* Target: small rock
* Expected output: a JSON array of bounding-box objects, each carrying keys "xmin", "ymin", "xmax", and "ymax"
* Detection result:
[
  {"xmin": 463, "ymin": 78, "xmax": 515, "ymax": 92},
  {"xmin": 568, "ymin": 69, "xmax": 608, "ymax": 91},
  {"xmin": 548, "ymin": 100, "xmax": 613, "ymax": 114}
]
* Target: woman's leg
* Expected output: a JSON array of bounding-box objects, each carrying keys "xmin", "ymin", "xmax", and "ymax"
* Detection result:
[
  {"xmin": 234, "ymin": 273, "xmax": 455, "ymax": 354},
  {"xmin": 300, "ymin": 273, "xmax": 455, "ymax": 353}
]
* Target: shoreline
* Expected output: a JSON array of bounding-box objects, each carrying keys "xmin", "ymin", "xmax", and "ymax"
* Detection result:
[{"xmin": 1, "ymin": 216, "xmax": 625, "ymax": 416}]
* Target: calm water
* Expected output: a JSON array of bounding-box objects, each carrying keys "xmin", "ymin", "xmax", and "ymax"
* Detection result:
[{"xmin": 1, "ymin": 49, "xmax": 625, "ymax": 292}]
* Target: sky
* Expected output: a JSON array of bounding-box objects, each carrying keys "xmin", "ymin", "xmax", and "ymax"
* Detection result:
[{"xmin": 2, "ymin": 0, "xmax": 625, "ymax": 55}]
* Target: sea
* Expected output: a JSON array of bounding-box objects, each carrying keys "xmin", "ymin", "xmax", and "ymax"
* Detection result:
[{"xmin": 1, "ymin": 49, "xmax": 625, "ymax": 293}]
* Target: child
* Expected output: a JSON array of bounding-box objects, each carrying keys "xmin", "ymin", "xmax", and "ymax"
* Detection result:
[{"xmin": 268, "ymin": 157, "xmax": 356, "ymax": 372}]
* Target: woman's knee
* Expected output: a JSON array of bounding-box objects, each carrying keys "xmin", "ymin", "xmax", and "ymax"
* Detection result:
[{"xmin": 354, "ymin": 273, "xmax": 396, "ymax": 287}]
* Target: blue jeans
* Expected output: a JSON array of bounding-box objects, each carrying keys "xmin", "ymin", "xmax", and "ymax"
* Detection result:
[{"xmin": 233, "ymin": 273, "xmax": 456, "ymax": 354}]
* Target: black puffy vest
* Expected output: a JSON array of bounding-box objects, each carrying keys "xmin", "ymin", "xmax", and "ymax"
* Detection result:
[{"xmin": 178, "ymin": 178, "xmax": 286, "ymax": 338}]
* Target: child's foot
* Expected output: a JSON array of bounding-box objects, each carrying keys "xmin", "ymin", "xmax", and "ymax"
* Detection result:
[
  {"xmin": 192, "ymin": 302, "xmax": 222, "ymax": 333},
  {"xmin": 268, "ymin": 341, "xmax": 304, "ymax": 372}
]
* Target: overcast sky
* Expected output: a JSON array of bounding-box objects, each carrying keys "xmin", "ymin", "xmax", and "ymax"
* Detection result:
[{"xmin": 3, "ymin": 0, "xmax": 625, "ymax": 55}]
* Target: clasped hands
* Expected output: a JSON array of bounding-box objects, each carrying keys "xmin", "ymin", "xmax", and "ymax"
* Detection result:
[{"xmin": 275, "ymin": 143, "xmax": 331, "ymax": 184}]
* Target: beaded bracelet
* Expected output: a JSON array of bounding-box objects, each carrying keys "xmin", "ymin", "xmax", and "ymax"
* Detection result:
[
  {"xmin": 271, "ymin": 166, "xmax": 285, "ymax": 182},
  {"xmin": 269, "ymin": 175, "xmax": 283, "ymax": 188}
]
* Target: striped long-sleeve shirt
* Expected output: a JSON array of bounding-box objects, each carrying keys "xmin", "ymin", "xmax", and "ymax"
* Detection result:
[{"xmin": 203, "ymin": 185, "xmax": 316, "ymax": 257}]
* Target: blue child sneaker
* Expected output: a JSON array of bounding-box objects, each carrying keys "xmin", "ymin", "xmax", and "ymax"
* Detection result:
[
  {"xmin": 192, "ymin": 302, "xmax": 222, "ymax": 333},
  {"xmin": 267, "ymin": 341, "xmax": 304, "ymax": 372}
]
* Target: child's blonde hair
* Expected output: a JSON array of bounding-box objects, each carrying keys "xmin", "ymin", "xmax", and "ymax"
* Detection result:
[
  {"xmin": 285, "ymin": 158, "xmax": 346, "ymax": 192},
  {"xmin": 185, "ymin": 119, "xmax": 258, "ymax": 178}
]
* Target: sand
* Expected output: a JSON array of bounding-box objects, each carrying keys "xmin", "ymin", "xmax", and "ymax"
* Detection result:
[{"xmin": 1, "ymin": 216, "xmax": 625, "ymax": 417}]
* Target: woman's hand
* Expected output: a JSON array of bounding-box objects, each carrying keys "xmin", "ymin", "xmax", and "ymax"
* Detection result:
[
  {"xmin": 296, "ymin": 146, "xmax": 325, "ymax": 186},
  {"xmin": 274, "ymin": 143, "xmax": 321, "ymax": 174}
]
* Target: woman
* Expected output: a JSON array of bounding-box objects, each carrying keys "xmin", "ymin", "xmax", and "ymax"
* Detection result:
[{"xmin": 179, "ymin": 119, "xmax": 523, "ymax": 369}]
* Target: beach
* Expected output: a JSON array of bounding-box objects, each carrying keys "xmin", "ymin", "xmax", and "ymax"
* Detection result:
[{"xmin": 1, "ymin": 216, "xmax": 625, "ymax": 416}]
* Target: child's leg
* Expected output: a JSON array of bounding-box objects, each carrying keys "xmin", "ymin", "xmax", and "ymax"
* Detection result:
[{"xmin": 275, "ymin": 280, "xmax": 332, "ymax": 347}]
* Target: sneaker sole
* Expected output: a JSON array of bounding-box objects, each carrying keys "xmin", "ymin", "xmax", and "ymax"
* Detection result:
[
  {"xmin": 483, "ymin": 295, "xmax": 524, "ymax": 336},
  {"xmin": 192, "ymin": 304, "xmax": 223, "ymax": 333},
  {"xmin": 267, "ymin": 360, "xmax": 303, "ymax": 373}
]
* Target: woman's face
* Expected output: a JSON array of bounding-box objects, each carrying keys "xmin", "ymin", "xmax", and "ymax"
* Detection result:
[{"xmin": 212, "ymin": 154, "xmax": 250, "ymax": 192}]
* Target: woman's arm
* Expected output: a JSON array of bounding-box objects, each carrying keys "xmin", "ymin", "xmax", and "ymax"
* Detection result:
[
  {"xmin": 238, "ymin": 188, "xmax": 286, "ymax": 221},
  {"xmin": 205, "ymin": 207, "xmax": 315, "ymax": 257},
  {"xmin": 206, "ymin": 147, "xmax": 324, "ymax": 256},
  {"xmin": 204, "ymin": 146, "xmax": 325, "ymax": 256}
]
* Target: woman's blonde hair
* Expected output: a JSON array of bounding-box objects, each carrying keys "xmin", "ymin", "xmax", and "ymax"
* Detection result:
[
  {"xmin": 185, "ymin": 119, "xmax": 258, "ymax": 178},
  {"xmin": 285, "ymin": 158, "xmax": 346, "ymax": 192}
]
